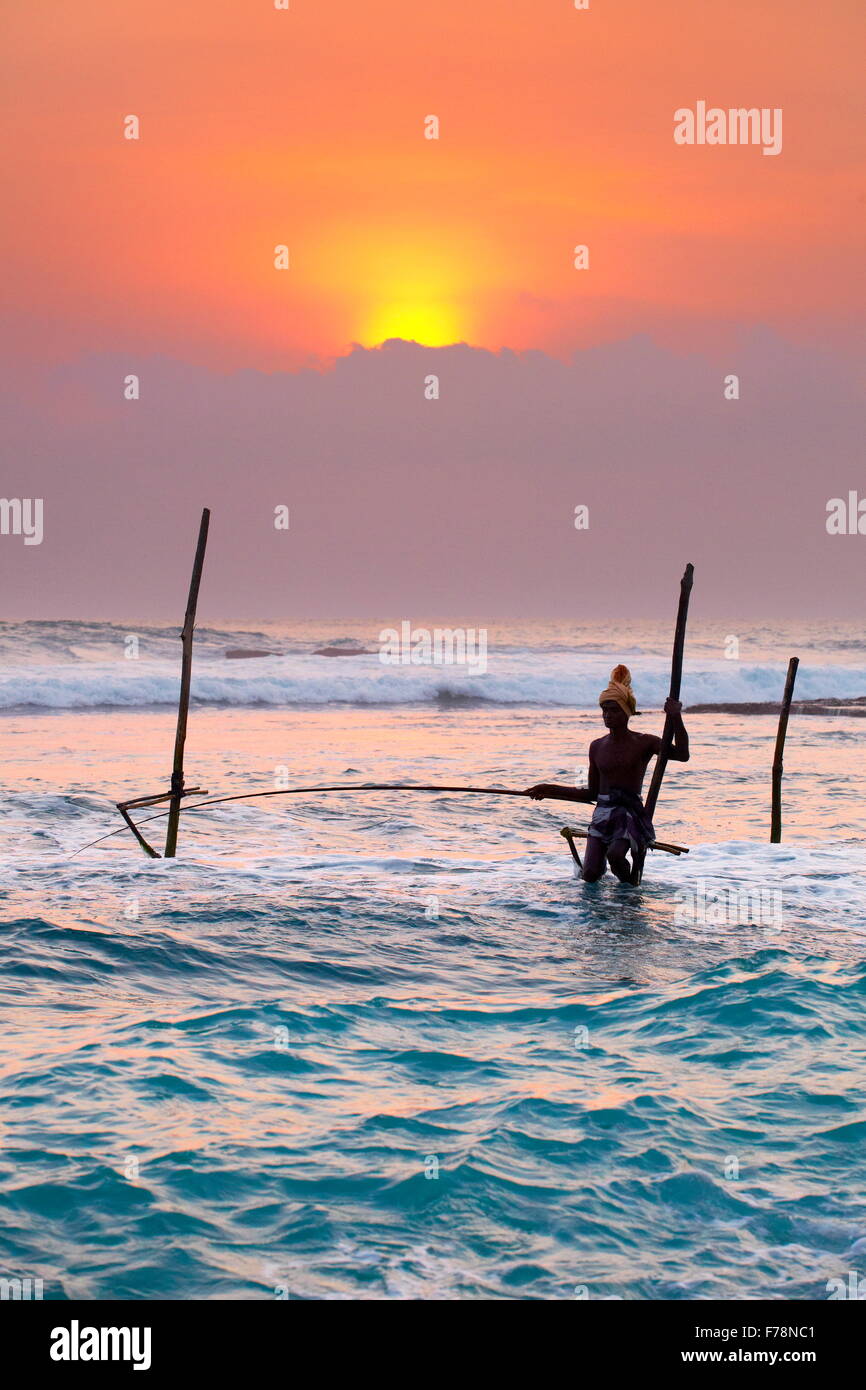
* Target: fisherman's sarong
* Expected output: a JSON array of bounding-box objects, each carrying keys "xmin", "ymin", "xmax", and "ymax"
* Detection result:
[{"xmin": 587, "ymin": 789, "xmax": 655, "ymax": 857}]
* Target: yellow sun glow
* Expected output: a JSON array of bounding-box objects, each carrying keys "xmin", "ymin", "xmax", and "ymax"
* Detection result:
[
  {"xmin": 316, "ymin": 228, "xmax": 478, "ymax": 347},
  {"xmin": 362, "ymin": 299, "xmax": 464, "ymax": 347}
]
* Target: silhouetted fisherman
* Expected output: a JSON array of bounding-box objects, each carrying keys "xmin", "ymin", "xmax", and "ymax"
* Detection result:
[{"xmin": 527, "ymin": 665, "xmax": 689, "ymax": 883}]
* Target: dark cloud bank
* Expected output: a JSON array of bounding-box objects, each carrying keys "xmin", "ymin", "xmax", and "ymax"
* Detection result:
[{"xmin": 2, "ymin": 334, "xmax": 862, "ymax": 620}]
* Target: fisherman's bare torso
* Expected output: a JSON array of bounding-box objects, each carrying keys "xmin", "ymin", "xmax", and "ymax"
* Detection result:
[{"xmin": 589, "ymin": 730, "xmax": 661, "ymax": 797}]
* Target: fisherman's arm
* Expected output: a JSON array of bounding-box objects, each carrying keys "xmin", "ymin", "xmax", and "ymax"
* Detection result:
[
  {"xmin": 525, "ymin": 783, "xmax": 594, "ymax": 802},
  {"xmin": 664, "ymin": 697, "xmax": 690, "ymax": 761},
  {"xmin": 526, "ymin": 751, "xmax": 599, "ymax": 802}
]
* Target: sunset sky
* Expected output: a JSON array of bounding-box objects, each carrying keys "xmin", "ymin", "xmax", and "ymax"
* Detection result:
[
  {"xmin": 3, "ymin": 0, "xmax": 863, "ymax": 368},
  {"xmin": 1, "ymin": 1, "xmax": 863, "ymax": 619}
]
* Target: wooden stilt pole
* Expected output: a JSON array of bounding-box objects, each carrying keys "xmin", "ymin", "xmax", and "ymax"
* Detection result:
[
  {"xmin": 770, "ymin": 657, "xmax": 799, "ymax": 844},
  {"xmin": 644, "ymin": 564, "xmax": 694, "ymax": 821},
  {"xmin": 164, "ymin": 508, "xmax": 210, "ymax": 858},
  {"xmin": 631, "ymin": 562, "xmax": 694, "ymax": 884}
]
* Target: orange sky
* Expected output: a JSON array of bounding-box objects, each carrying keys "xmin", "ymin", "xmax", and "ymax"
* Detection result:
[{"xmin": 2, "ymin": 0, "xmax": 863, "ymax": 368}]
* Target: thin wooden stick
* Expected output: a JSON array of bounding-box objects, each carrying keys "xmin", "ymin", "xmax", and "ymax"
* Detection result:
[
  {"xmin": 561, "ymin": 826, "xmax": 688, "ymax": 856},
  {"xmin": 115, "ymin": 787, "xmax": 208, "ymax": 859},
  {"xmin": 165, "ymin": 782, "xmax": 532, "ymax": 815},
  {"xmin": 770, "ymin": 656, "xmax": 799, "ymax": 843},
  {"xmin": 560, "ymin": 827, "xmax": 583, "ymax": 873},
  {"xmin": 118, "ymin": 803, "xmax": 161, "ymax": 859},
  {"xmin": 164, "ymin": 508, "xmax": 210, "ymax": 858}
]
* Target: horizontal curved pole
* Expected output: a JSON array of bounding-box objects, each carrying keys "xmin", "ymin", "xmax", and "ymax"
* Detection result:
[{"xmin": 73, "ymin": 782, "xmax": 541, "ymax": 856}]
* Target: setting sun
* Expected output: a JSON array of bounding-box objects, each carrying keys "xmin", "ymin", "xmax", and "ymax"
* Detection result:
[
  {"xmin": 317, "ymin": 229, "xmax": 482, "ymax": 349},
  {"xmin": 361, "ymin": 299, "xmax": 465, "ymax": 347}
]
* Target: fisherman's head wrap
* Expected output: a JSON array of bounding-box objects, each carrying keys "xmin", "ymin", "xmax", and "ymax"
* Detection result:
[{"xmin": 598, "ymin": 664, "xmax": 637, "ymax": 718}]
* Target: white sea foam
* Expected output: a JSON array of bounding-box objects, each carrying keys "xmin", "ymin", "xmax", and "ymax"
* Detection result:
[
  {"xmin": 0, "ymin": 652, "xmax": 863, "ymax": 711},
  {"xmin": 0, "ymin": 619, "xmax": 862, "ymax": 711}
]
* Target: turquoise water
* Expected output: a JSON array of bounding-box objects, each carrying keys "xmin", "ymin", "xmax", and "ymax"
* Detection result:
[
  {"xmin": 1, "ymin": 622, "xmax": 865, "ymax": 1300},
  {"xmin": 3, "ymin": 855, "xmax": 865, "ymax": 1300}
]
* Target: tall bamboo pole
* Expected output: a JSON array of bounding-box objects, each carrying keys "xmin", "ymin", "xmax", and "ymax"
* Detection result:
[
  {"xmin": 164, "ymin": 508, "xmax": 210, "ymax": 858},
  {"xmin": 770, "ymin": 657, "xmax": 799, "ymax": 844},
  {"xmin": 631, "ymin": 563, "xmax": 694, "ymax": 884},
  {"xmin": 644, "ymin": 563, "xmax": 695, "ymax": 821}
]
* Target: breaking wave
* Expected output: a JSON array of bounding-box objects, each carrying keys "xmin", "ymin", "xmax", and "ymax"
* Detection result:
[
  {"xmin": 0, "ymin": 620, "xmax": 862, "ymax": 712},
  {"xmin": 1, "ymin": 655, "xmax": 864, "ymax": 712}
]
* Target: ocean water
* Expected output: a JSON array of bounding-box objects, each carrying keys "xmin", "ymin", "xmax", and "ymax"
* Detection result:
[
  {"xmin": 1, "ymin": 619, "xmax": 865, "ymax": 1300},
  {"xmin": 1, "ymin": 617, "xmax": 865, "ymax": 710}
]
